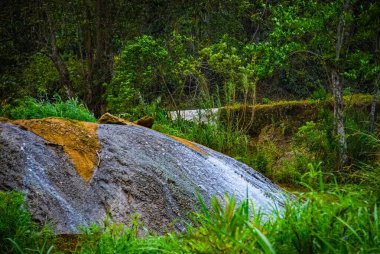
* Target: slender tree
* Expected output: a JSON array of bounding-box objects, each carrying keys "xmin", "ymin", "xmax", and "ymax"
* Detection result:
[{"xmin": 268, "ymin": 0, "xmax": 371, "ymax": 170}]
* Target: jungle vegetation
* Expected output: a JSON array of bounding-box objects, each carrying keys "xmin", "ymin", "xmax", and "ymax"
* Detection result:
[{"xmin": 1, "ymin": 0, "xmax": 380, "ymax": 253}]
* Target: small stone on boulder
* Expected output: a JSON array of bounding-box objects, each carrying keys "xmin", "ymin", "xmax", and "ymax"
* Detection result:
[
  {"xmin": 98, "ymin": 113, "xmax": 135, "ymax": 126},
  {"xmin": 134, "ymin": 116, "xmax": 154, "ymax": 128}
]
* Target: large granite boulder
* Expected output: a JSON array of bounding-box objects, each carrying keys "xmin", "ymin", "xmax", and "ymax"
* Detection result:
[{"xmin": 0, "ymin": 118, "xmax": 288, "ymax": 234}]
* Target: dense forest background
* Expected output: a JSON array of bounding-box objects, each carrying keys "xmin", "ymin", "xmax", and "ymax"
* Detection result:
[
  {"xmin": 1, "ymin": 0, "xmax": 378, "ymax": 113},
  {"xmin": 1, "ymin": 1, "xmax": 380, "ymax": 253},
  {"xmin": 1, "ymin": 0, "xmax": 379, "ymax": 173}
]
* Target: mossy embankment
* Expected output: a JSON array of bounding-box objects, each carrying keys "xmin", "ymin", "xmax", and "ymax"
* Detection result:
[
  {"xmin": 220, "ymin": 94, "xmax": 379, "ymax": 136},
  {"xmin": 215, "ymin": 94, "xmax": 380, "ymax": 184}
]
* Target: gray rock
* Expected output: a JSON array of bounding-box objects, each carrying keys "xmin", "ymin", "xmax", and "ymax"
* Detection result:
[{"xmin": 0, "ymin": 122, "xmax": 288, "ymax": 234}]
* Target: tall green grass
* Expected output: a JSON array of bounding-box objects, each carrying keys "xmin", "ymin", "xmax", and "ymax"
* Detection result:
[
  {"xmin": 268, "ymin": 185, "xmax": 380, "ymax": 253},
  {"xmin": 0, "ymin": 192, "xmax": 53, "ymax": 254},
  {"xmin": 77, "ymin": 216, "xmax": 182, "ymax": 253},
  {"xmin": 153, "ymin": 114, "xmax": 250, "ymax": 157},
  {"xmin": 2, "ymin": 97, "xmax": 96, "ymax": 122},
  {"xmin": 182, "ymin": 194, "xmax": 275, "ymax": 253},
  {"xmin": 2, "ymin": 179, "xmax": 379, "ymax": 253}
]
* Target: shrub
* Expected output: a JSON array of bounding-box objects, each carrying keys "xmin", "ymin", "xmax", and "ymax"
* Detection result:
[
  {"xmin": 22, "ymin": 53, "xmax": 59, "ymax": 97},
  {"xmin": 309, "ymin": 87, "xmax": 328, "ymax": 101},
  {"xmin": 106, "ymin": 36, "xmax": 173, "ymax": 116},
  {"xmin": 292, "ymin": 121, "xmax": 336, "ymax": 173}
]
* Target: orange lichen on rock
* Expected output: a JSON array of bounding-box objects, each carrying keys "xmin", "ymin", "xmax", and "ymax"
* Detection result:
[
  {"xmin": 167, "ymin": 135, "xmax": 207, "ymax": 155},
  {"xmin": 0, "ymin": 117, "xmax": 11, "ymax": 123},
  {"xmin": 13, "ymin": 118, "xmax": 100, "ymax": 182}
]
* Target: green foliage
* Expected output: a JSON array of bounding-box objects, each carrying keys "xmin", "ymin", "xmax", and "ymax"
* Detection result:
[
  {"xmin": 0, "ymin": 192, "xmax": 32, "ymax": 253},
  {"xmin": 261, "ymin": 98, "xmax": 272, "ymax": 104},
  {"xmin": 1, "ymin": 0, "xmax": 379, "ymax": 117},
  {"xmin": 183, "ymin": 194, "xmax": 274, "ymax": 253},
  {"xmin": 73, "ymin": 183, "xmax": 380, "ymax": 253},
  {"xmin": 199, "ymin": 36, "xmax": 260, "ymax": 106},
  {"xmin": 250, "ymin": 151, "xmax": 270, "ymax": 174},
  {"xmin": 67, "ymin": 184, "xmax": 380, "ymax": 254},
  {"xmin": 77, "ymin": 215, "xmax": 182, "ymax": 253},
  {"xmin": 357, "ymin": 164, "xmax": 380, "ymax": 200},
  {"xmin": 22, "ymin": 53, "xmax": 59, "ymax": 97},
  {"xmin": 2, "ymin": 181, "xmax": 380, "ymax": 253},
  {"xmin": 249, "ymin": 141, "xmax": 279, "ymax": 176},
  {"xmin": 292, "ymin": 120, "xmax": 336, "ymax": 174},
  {"xmin": 106, "ymin": 35, "xmax": 171, "ymax": 115},
  {"xmin": 106, "ymin": 34, "xmax": 207, "ymax": 117},
  {"xmin": 269, "ymin": 184, "xmax": 380, "ymax": 254},
  {"xmin": 4, "ymin": 97, "xmax": 96, "ymax": 122},
  {"xmin": 0, "ymin": 192, "xmax": 53, "ymax": 254},
  {"xmin": 294, "ymin": 121, "xmax": 331, "ymax": 157},
  {"xmin": 345, "ymin": 110, "xmax": 380, "ymax": 166},
  {"xmin": 300, "ymin": 161, "xmax": 324, "ymax": 191},
  {"xmin": 153, "ymin": 116, "xmax": 249, "ymax": 157},
  {"xmin": 309, "ymin": 87, "xmax": 328, "ymax": 102}
]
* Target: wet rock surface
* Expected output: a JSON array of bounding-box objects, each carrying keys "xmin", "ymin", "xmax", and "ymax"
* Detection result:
[{"xmin": 0, "ymin": 120, "xmax": 288, "ymax": 234}]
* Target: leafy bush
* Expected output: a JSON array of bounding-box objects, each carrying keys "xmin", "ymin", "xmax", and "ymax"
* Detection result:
[
  {"xmin": 293, "ymin": 121, "xmax": 331, "ymax": 158},
  {"xmin": 5, "ymin": 97, "xmax": 96, "ymax": 122},
  {"xmin": 250, "ymin": 151, "xmax": 270, "ymax": 174},
  {"xmin": 292, "ymin": 121, "xmax": 336, "ymax": 173},
  {"xmin": 106, "ymin": 36, "xmax": 173, "ymax": 116},
  {"xmin": 309, "ymin": 87, "xmax": 328, "ymax": 101},
  {"xmin": 106, "ymin": 34, "xmax": 207, "ymax": 117},
  {"xmin": 248, "ymin": 141, "xmax": 279, "ymax": 176}
]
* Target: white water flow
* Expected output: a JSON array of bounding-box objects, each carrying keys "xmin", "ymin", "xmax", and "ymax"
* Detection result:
[
  {"xmin": 206, "ymin": 156, "xmax": 283, "ymax": 214},
  {"xmin": 21, "ymin": 143, "xmax": 87, "ymax": 231}
]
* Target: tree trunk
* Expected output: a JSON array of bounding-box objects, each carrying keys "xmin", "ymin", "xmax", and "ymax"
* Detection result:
[
  {"xmin": 331, "ymin": 69, "xmax": 348, "ymax": 169},
  {"xmin": 369, "ymin": 31, "xmax": 380, "ymax": 132},
  {"xmin": 331, "ymin": 0, "xmax": 350, "ymax": 171},
  {"xmin": 369, "ymin": 75, "xmax": 380, "ymax": 132},
  {"xmin": 48, "ymin": 34, "xmax": 75, "ymax": 99},
  {"xmin": 83, "ymin": 0, "xmax": 113, "ymax": 117}
]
